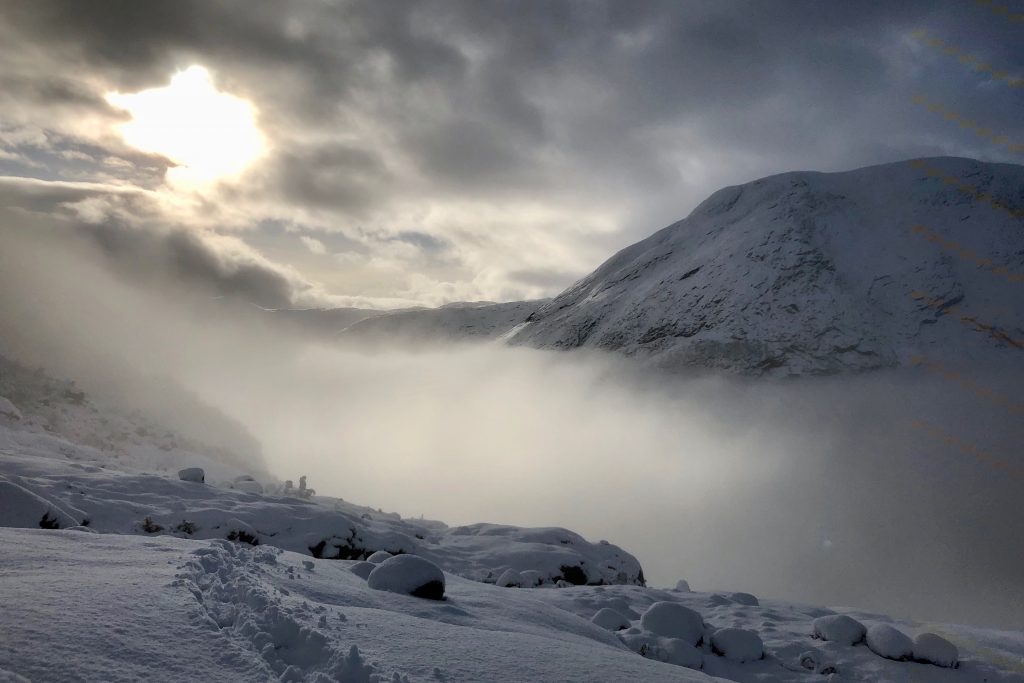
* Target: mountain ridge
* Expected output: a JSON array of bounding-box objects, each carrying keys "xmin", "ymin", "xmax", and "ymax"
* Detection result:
[{"xmin": 507, "ymin": 156, "xmax": 1024, "ymax": 375}]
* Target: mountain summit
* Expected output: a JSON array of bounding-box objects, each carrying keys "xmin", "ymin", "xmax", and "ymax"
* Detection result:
[{"xmin": 509, "ymin": 158, "xmax": 1024, "ymax": 375}]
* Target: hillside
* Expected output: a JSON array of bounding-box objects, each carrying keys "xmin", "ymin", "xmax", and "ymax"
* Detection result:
[{"xmin": 508, "ymin": 158, "xmax": 1024, "ymax": 375}]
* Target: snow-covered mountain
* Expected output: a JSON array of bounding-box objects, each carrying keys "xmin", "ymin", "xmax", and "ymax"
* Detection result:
[
  {"xmin": 335, "ymin": 300, "xmax": 544, "ymax": 348},
  {"xmin": 509, "ymin": 157, "xmax": 1024, "ymax": 375},
  {"xmin": 257, "ymin": 300, "xmax": 544, "ymax": 347}
]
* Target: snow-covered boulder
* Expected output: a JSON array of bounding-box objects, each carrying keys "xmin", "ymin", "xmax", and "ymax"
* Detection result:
[
  {"xmin": 0, "ymin": 479, "xmax": 78, "ymax": 529},
  {"xmin": 348, "ymin": 561, "xmax": 376, "ymax": 579},
  {"xmin": 591, "ymin": 608, "xmax": 631, "ymax": 631},
  {"xmin": 728, "ymin": 592, "xmax": 759, "ymax": 606},
  {"xmin": 813, "ymin": 614, "xmax": 866, "ymax": 645},
  {"xmin": 519, "ymin": 569, "xmax": 543, "ymax": 587},
  {"xmin": 639, "ymin": 602, "xmax": 704, "ymax": 645},
  {"xmin": 367, "ymin": 554, "xmax": 445, "ymax": 600},
  {"xmin": 711, "ymin": 628, "xmax": 764, "ymax": 662},
  {"xmin": 366, "ymin": 550, "xmax": 392, "ymax": 564},
  {"xmin": 674, "ymin": 579, "xmax": 691, "ymax": 592},
  {"xmin": 865, "ymin": 624, "xmax": 913, "ymax": 661},
  {"xmin": 0, "ymin": 396, "xmax": 22, "ymax": 420},
  {"xmin": 177, "ymin": 467, "xmax": 205, "ymax": 483},
  {"xmin": 664, "ymin": 638, "xmax": 703, "ymax": 669},
  {"xmin": 496, "ymin": 569, "xmax": 523, "ymax": 588},
  {"xmin": 913, "ymin": 632, "xmax": 958, "ymax": 668}
]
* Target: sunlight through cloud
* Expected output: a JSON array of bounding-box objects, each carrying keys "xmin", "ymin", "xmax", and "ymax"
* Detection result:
[{"xmin": 105, "ymin": 65, "xmax": 265, "ymax": 186}]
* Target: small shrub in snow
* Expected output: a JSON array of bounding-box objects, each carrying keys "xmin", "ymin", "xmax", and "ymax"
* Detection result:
[
  {"xmin": 913, "ymin": 632, "xmax": 958, "ymax": 668},
  {"xmin": 349, "ymin": 561, "xmax": 376, "ymax": 580},
  {"xmin": 812, "ymin": 614, "xmax": 866, "ymax": 645},
  {"xmin": 367, "ymin": 554, "xmax": 445, "ymax": 600},
  {"xmin": 496, "ymin": 569, "xmax": 523, "ymax": 588},
  {"xmin": 226, "ymin": 529, "xmax": 258, "ymax": 545},
  {"xmin": 711, "ymin": 627, "xmax": 764, "ymax": 662},
  {"xmin": 674, "ymin": 579, "xmax": 691, "ymax": 592},
  {"xmin": 367, "ymin": 550, "xmax": 393, "ymax": 564},
  {"xmin": 728, "ymin": 592, "xmax": 759, "ymax": 606},
  {"xmin": 141, "ymin": 516, "xmax": 163, "ymax": 533},
  {"xmin": 591, "ymin": 608, "xmax": 631, "ymax": 631},
  {"xmin": 865, "ymin": 624, "xmax": 913, "ymax": 661},
  {"xmin": 177, "ymin": 467, "xmax": 205, "ymax": 483},
  {"xmin": 639, "ymin": 602, "xmax": 704, "ymax": 645},
  {"xmin": 38, "ymin": 511, "xmax": 61, "ymax": 529},
  {"xmin": 175, "ymin": 520, "xmax": 197, "ymax": 535}
]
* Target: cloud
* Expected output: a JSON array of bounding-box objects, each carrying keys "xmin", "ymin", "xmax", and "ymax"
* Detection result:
[
  {"xmin": 299, "ymin": 235, "xmax": 326, "ymax": 254},
  {"xmin": 1, "ymin": 0, "xmax": 1022, "ymax": 304}
]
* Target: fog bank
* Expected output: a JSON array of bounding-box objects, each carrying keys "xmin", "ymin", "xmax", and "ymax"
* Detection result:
[{"xmin": 1, "ymin": 215, "xmax": 1021, "ymax": 629}]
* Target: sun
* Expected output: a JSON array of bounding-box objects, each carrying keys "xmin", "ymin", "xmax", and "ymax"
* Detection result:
[{"xmin": 105, "ymin": 65, "xmax": 266, "ymax": 186}]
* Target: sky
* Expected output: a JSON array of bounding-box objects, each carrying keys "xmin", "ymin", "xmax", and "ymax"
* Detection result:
[{"xmin": 1, "ymin": 0, "xmax": 1022, "ymax": 308}]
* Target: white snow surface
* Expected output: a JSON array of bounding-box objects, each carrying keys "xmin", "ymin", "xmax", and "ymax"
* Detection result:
[
  {"xmin": 591, "ymin": 607, "xmax": 632, "ymax": 631},
  {"xmin": 509, "ymin": 157, "xmax": 1024, "ymax": 375},
  {"xmin": 0, "ymin": 396, "xmax": 21, "ymax": 420}
]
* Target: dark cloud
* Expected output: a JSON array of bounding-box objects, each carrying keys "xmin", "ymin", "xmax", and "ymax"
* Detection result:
[
  {"xmin": 0, "ymin": 0, "xmax": 1022, "ymax": 302},
  {"xmin": 0, "ymin": 180, "xmax": 323, "ymax": 310},
  {"xmin": 87, "ymin": 224, "xmax": 299, "ymax": 309},
  {"xmin": 390, "ymin": 231, "xmax": 449, "ymax": 252}
]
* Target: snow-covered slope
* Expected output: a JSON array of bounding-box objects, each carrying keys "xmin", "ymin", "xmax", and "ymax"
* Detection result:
[
  {"xmin": 334, "ymin": 300, "xmax": 543, "ymax": 348},
  {"xmin": 509, "ymin": 157, "xmax": 1024, "ymax": 375},
  {"xmin": 0, "ymin": 354, "xmax": 266, "ymax": 480},
  {"xmin": 257, "ymin": 301, "xmax": 543, "ymax": 347},
  {"xmin": 2, "ymin": 363, "xmax": 1024, "ymax": 681},
  {"xmin": 0, "ymin": 420, "xmax": 643, "ymax": 588},
  {"xmin": 4, "ymin": 528, "xmax": 1023, "ymax": 682},
  {"xmin": 0, "ymin": 529, "xmax": 715, "ymax": 683}
]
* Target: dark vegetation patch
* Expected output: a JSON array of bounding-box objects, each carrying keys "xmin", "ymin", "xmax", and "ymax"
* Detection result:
[
  {"xmin": 227, "ymin": 530, "xmax": 259, "ymax": 545},
  {"xmin": 308, "ymin": 528, "xmax": 404, "ymax": 560},
  {"xmin": 175, "ymin": 520, "xmax": 197, "ymax": 535},
  {"xmin": 557, "ymin": 564, "xmax": 588, "ymax": 586},
  {"xmin": 39, "ymin": 511, "xmax": 61, "ymax": 529}
]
